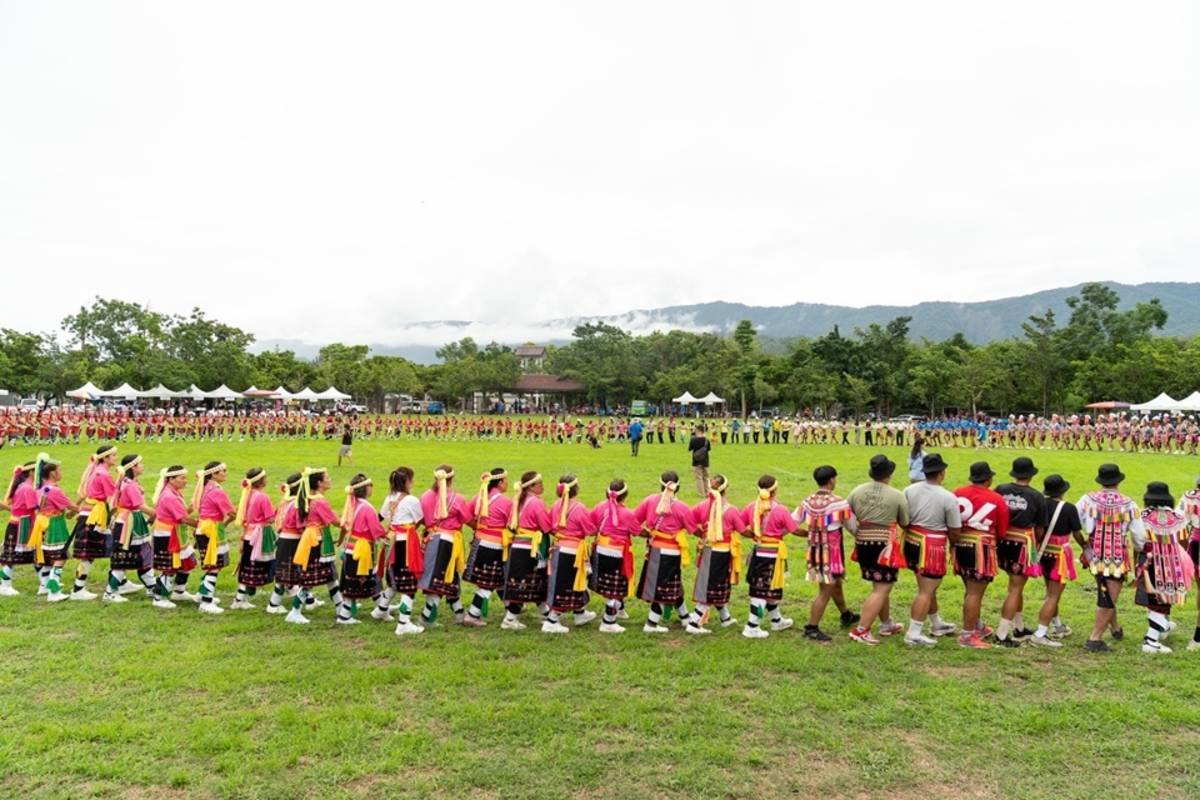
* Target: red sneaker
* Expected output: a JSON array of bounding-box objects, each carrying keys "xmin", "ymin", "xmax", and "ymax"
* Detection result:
[
  {"xmin": 958, "ymin": 632, "xmax": 992, "ymax": 649},
  {"xmin": 849, "ymin": 627, "xmax": 880, "ymax": 646}
]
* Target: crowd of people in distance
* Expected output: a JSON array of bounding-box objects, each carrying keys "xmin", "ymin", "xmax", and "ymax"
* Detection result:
[{"xmin": 3, "ymin": 443, "xmax": 1198, "ymax": 654}]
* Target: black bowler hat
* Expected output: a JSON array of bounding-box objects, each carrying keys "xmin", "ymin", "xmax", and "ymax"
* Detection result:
[
  {"xmin": 869, "ymin": 454, "xmax": 896, "ymax": 480},
  {"xmin": 813, "ymin": 465, "xmax": 837, "ymax": 485},
  {"xmin": 922, "ymin": 453, "xmax": 949, "ymax": 475},
  {"xmin": 1144, "ymin": 481, "xmax": 1174, "ymax": 508},
  {"xmin": 1043, "ymin": 474, "xmax": 1070, "ymax": 497},
  {"xmin": 1009, "ymin": 457, "xmax": 1038, "ymax": 480},
  {"xmin": 1095, "ymin": 463, "xmax": 1125, "ymax": 487},
  {"xmin": 969, "ymin": 462, "xmax": 995, "ymax": 483}
]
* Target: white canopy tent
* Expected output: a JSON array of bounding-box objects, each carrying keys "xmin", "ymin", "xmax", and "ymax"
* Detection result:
[
  {"xmin": 204, "ymin": 384, "xmax": 242, "ymax": 401},
  {"xmin": 272, "ymin": 386, "xmax": 294, "ymax": 400},
  {"xmin": 66, "ymin": 381, "xmax": 103, "ymax": 401},
  {"xmin": 698, "ymin": 391, "xmax": 724, "ymax": 405},
  {"xmin": 292, "ymin": 387, "xmax": 320, "ymax": 402},
  {"xmin": 183, "ymin": 385, "xmax": 209, "ymax": 401},
  {"xmin": 103, "ymin": 382, "xmax": 141, "ymax": 400},
  {"xmin": 1131, "ymin": 393, "xmax": 1180, "ymax": 412},
  {"xmin": 1174, "ymin": 391, "xmax": 1200, "ymax": 412},
  {"xmin": 139, "ymin": 383, "xmax": 182, "ymax": 401},
  {"xmin": 672, "ymin": 391, "xmax": 700, "ymax": 404},
  {"xmin": 316, "ymin": 386, "xmax": 351, "ymax": 401}
]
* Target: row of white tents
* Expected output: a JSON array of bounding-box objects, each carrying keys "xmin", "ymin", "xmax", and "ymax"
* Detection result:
[
  {"xmin": 64, "ymin": 382, "xmax": 352, "ymax": 403},
  {"xmin": 671, "ymin": 391, "xmax": 725, "ymax": 405},
  {"xmin": 1130, "ymin": 392, "xmax": 1200, "ymax": 412}
]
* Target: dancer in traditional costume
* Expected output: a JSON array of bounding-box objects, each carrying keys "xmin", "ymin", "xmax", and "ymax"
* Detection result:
[
  {"xmin": 418, "ymin": 466, "xmax": 472, "ymax": 627},
  {"xmin": 685, "ymin": 474, "xmax": 745, "ymax": 633},
  {"xmin": 69, "ymin": 445, "xmax": 119, "ymax": 600},
  {"xmin": 30, "ymin": 455, "xmax": 78, "ymax": 602},
  {"xmin": 1078, "ymin": 464, "xmax": 1140, "ymax": 652},
  {"xmin": 591, "ymin": 479, "xmax": 639, "ymax": 634},
  {"xmin": 951, "ymin": 462, "xmax": 1008, "ymax": 649},
  {"xmin": 1025, "ymin": 474, "xmax": 1085, "ymax": 647},
  {"xmin": 105, "ymin": 454, "xmax": 158, "ymax": 602},
  {"xmin": 500, "ymin": 471, "xmax": 552, "ymax": 630},
  {"xmin": 150, "ymin": 465, "xmax": 198, "ymax": 610},
  {"xmin": 232, "ymin": 467, "xmax": 276, "ymax": 610},
  {"xmin": 462, "ymin": 468, "xmax": 510, "ymax": 627},
  {"xmin": 845, "ymin": 455, "xmax": 909, "ymax": 645},
  {"xmin": 290, "ymin": 467, "xmax": 352, "ymax": 623},
  {"xmin": 1134, "ymin": 482, "xmax": 1194, "ymax": 654},
  {"xmin": 994, "ymin": 457, "xmax": 1046, "ymax": 645},
  {"xmin": 542, "ymin": 474, "xmax": 598, "ymax": 633},
  {"xmin": 268, "ymin": 473, "xmax": 311, "ymax": 622},
  {"xmin": 633, "ymin": 471, "xmax": 695, "ymax": 633},
  {"xmin": 337, "ymin": 473, "xmax": 386, "ymax": 624},
  {"xmin": 796, "ymin": 466, "xmax": 857, "ymax": 642},
  {"xmin": 372, "ymin": 467, "xmax": 425, "ymax": 634},
  {"xmin": 1181, "ymin": 477, "xmax": 1200, "ymax": 651},
  {"xmin": 901, "ymin": 454, "xmax": 962, "ymax": 646},
  {"xmin": 0, "ymin": 459, "xmax": 38, "ymax": 596},
  {"xmin": 192, "ymin": 462, "xmax": 236, "ymax": 614},
  {"xmin": 741, "ymin": 474, "xmax": 801, "ymax": 639}
]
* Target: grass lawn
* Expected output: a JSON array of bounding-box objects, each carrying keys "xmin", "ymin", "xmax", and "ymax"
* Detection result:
[{"xmin": 2, "ymin": 435, "xmax": 1200, "ymax": 800}]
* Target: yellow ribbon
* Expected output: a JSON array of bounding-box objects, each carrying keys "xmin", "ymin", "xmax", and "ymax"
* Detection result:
[
  {"xmin": 729, "ymin": 534, "xmax": 743, "ymax": 584},
  {"xmin": 351, "ymin": 536, "xmax": 373, "ymax": 576},
  {"xmin": 515, "ymin": 527, "xmax": 543, "ymax": 558},
  {"xmin": 197, "ymin": 519, "xmax": 221, "ymax": 567},
  {"xmin": 676, "ymin": 530, "xmax": 692, "ymax": 567},
  {"xmin": 769, "ymin": 540, "xmax": 789, "ymax": 590},
  {"xmin": 294, "ymin": 524, "xmax": 322, "ymax": 569},
  {"xmin": 29, "ymin": 513, "xmax": 49, "ymax": 561},
  {"xmin": 571, "ymin": 538, "xmax": 591, "ymax": 592},
  {"xmin": 85, "ymin": 502, "xmax": 109, "ymax": 528},
  {"xmin": 501, "ymin": 527, "xmax": 513, "ymax": 561},
  {"xmin": 443, "ymin": 530, "xmax": 465, "ymax": 583}
]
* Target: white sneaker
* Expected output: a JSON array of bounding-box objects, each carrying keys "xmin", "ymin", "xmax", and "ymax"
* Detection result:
[
  {"xmin": 500, "ymin": 617, "xmax": 527, "ymax": 631},
  {"xmin": 721, "ymin": 617, "xmax": 738, "ymax": 627},
  {"xmin": 69, "ymin": 588, "xmax": 98, "ymax": 601},
  {"xmin": 1029, "ymin": 634, "xmax": 1062, "ymax": 648},
  {"xmin": 265, "ymin": 604, "xmax": 288, "ymax": 615},
  {"xmin": 643, "ymin": 623, "xmax": 669, "ymax": 633},
  {"xmin": 685, "ymin": 623, "xmax": 711, "ymax": 635},
  {"xmin": 929, "ymin": 621, "xmax": 957, "ymax": 637},
  {"xmin": 306, "ymin": 596, "xmax": 326, "ymax": 608},
  {"xmin": 284, "ymin": 609, "xmax": 310, "ymax": 624},
  {"xmin": 617, "ymin": 609, "xmax": 630, "ymax": 620},
  {"xmin": 1050, "ymin": 622, "xmax": 1073, "ymax": 639},
  {"xmin": 152, "ymin": 597, "xmax": 177, "ymax": 609},
  {"xmin": 1186, "ymin": 640, "xmax": 1200, "ymax": 651},
  {"xmin": 230, "ymin": 599, "xmax": 255, "ymax": 610},
  {"xmin": 336, "ymin": 616, "xmax": 361, "ymax": 625},
  {"xmin": 394, "ymin": 621, "xmax": 425, "ymax": 635},
  {"xmin": 599, "ymin": 622, "xmax": 625, "ymax": 634},
  {"xmin": 541, "ymin": 620, "xmax": 570, "ymax": 634},
  {"xmin": 101, "ymin": 592, "xmax": 128, "ymax": 603},
  {"xmin": 1161, "ymin": 620, "xmax": 1178, "ymax": 642},
  {"xmin": 37, "ymin": 584, "xmax": 49, "ymax": 596},
  {"xmin": 46, "ymin": 591, "xmax": 70, "ymax": 603},
  {"xmin": 198, "ymin": 601, "xmax": 225, "ymax": 615},
  {"xmin": 116, "ymin": 581, "xmax": 145, "ymax": 595},
  {"xmin": 0, "ymin": 584, "xmax": 20, "ymax": 596},
  {"xmin": 369, "ymin": 607, "xmax": 394, "ymax": 621},
  {"xmin": 742, "ymin": 626, "xmax": 769, "ymax": 639},
  {"xmin": 770, "ymin": 618, "xmax": 794, "ymax": 632},
  {"xmin": 905, "ymin": 633, "xmax": 938, "ymax": 647},
  {"xmin": 573, "ymin": 610, "xmax": 597, "ymax": 627},
  {"xmin": 1142, "ymin": 640, "xmax": 1172, "ymax": 654},
  {"xmin": 173, "ymin": 591, "xmax": 199, "ymax": 604}
]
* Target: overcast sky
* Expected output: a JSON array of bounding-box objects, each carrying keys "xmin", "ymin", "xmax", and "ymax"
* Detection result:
[{"xmin": 2, "ymin": 1, "xmax": 1198, "ymax": 347}]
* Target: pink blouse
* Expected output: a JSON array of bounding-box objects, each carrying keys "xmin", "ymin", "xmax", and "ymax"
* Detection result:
[
  {"xmin": 420, "ymin": 489, "xmax": 475, "ymax": 532},
  {"xmin": 115, "ymin": 479, "xmax": 145, "ymax": 512},
  {"xmin": 548, "ymin": 499, "xmax": 598, "ymax": 542},
  {"xmin": 243, "ymin": 490, "xmax": 275, "ymax": 526},
  {"xmin": 349, "ymin": 499, "xmax": 386, "ymax": 541},
  {"xmin": 690, "ymin": 498, "xmax": 748, "ymax": 543},
  {"xmin": 516, "ymin": 496, "xmax": 553, "ymax": 532},
  {"xmin": 155, "ymin": 488, "xmax": 188, "ymax": 526},
  {"xmin": 740, "ymin": 500, "xmax": 799, "ymax": 541},
  {"xmin": 40, "ymin": 485, "xmax": 71, "ymax": 514},
  {"xmin": 302, "ymin": 496, "xmax": 338, "ymax": 528},
  {"xmin": 9, "ymin": 482, "xmax": 37, "ymax": 518},
  {"xmin": 592, "ymin": 500, "xmax": 639, "ymax": 546},
  {"xmin": 474, "ymin": 491, "xmax": 512, "ymax": 530},
  {"xmin": 198, "ymin": 483, "xmax": 235, "ymax": 522},
  {"xmin": 85, "ymin": 470, "xmax": 116, "ymax": 503},
  {"xmin": 633, "ymin": 494, "xmax": 695, "ymax": 534}
]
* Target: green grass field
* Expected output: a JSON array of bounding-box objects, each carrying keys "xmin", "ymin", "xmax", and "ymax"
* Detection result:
[{"xmin": 3, "ymin": 436, "xmax": 1200, "ymax": 800}]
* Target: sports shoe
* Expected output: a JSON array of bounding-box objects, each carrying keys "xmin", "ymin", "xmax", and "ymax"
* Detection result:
[
  {"xmin": 685, "ymin": 623, "xmax": 711, "ymax": 635},
  {"xmin": 617, "ymin": 608, "xmax": 630, "ymax": 620},
  {"xmin": 198, "ymin": 601, "xmax": 225, "ymax": 615},
  {"xmin": 770, "ymin": 617, "xmax": 794, "ymax": 632},
  {"xmin": 284, "ymin": 609, "xmax": 310, "ymax": 625},
  {"xmin": 306, "ymin": 596, "xmax": 326, "ymax": 608},
  {"xmin": 1050, "ymin": 622, "xmax": 1072, "ymax": 639},
  {"xmin": 231, "ymin": 599, "xmax": 256, "ymax": 611},
  {"xmin": 172, "ymin": 591, "xmax": 199, "ymax": 604},
  {"xmin": 36, "ymin": 584, "xmax": 49, "ymax": 596},
  {"xmin": 720, "ymin": 616, "xmax": 738, "ymax": 627},
  {"xmin": 839, "ymin": 609, "xmax": 861, "ymax": 627},
  {"xmin": 1142, "ymin": 640, "xmax": 1172, "ymax": 654},
  {"xmin": 101, "ymin": 592, "xmax": 128, "ymax": 603},
  {"xmin": 462, "ymin": 615, "xmax": 486, "ymax": 628},
  {"xmin": 452, "ymin": 611, "xmax": 466, "ymax": 624},
  {"xmin": 975, "ymin": 623, "xmax": 995, "ymax": 639},
  {"xmin": 929, "ymin": 620, "xmax": 957, "ymax": 637},
  {"xmin": 742, "ymin": 626, "xmax": 769, "ymax": 639},
  {"xmin": 878, "ymin": 621, "xmax": 904, "ymax": 637},
  {"xmin": 116, "ymin": 581, "xmax": 145, "ymax": 596},
  {"xmin": 573, "ymin": 610, "xmax": 597, "ymax": 627},
  {"xmin": 1084, "ymin": 639, "xmax": 1112, "ymax": 653},
  {"xmin": 541, "ymin": 620, "xmax": 570, "ymax": 634},
  {"xmin": 500, "ymin": 617, "xmax": 526, "ymax": 631},
  {"xmin": 1029, "ymin": 634, "xmax": 1062, "ymax": 648},
  {"xmin": 1011, "ymin": 627, "xmax": 1035, "ymax": 642},
  {"xmin": 369, "ymin": 606, "xmax": 394, "ymax": 621},
  {"xmin": 69, "ymin": 589, "xmax": 98, "ymax": 601},
  {"xmin": 599, "ymin": 622, "xmax": 625, "ymax": 634},
  {"xmin": 0, "ymin": 584, "xmax": 19, "ymax": 597},
  {"xmin": 1160, "ymin": 620, "xmax": 1178, "ymax": 642},
  {"xmin": 1186, "ymin": 639, "xmax": 1200, "ymax": 652},
  {"xmin": 1109, "ymin": 627, "xmax": 1124, "ymax": 641},
  {"xmin": 46, "ymin": 591, "xmax": 70, "ymax": 603},
  {"xmin": 336, "ymin": 616, "xmax": 361, "ymax": 625},
  {"xmin": 995, "ymin": 637, "xmax": 1020, "ymax": 648},
  {"xmin": 904, "ymin": 633, "xmax": 937, "ymax": 647},
  {"xmin": 265, "ymin": 604, "xmax": 288, "ymax": 615},
  {"xmin": 958, "ymin": 632, "xmax": 992, "ymax": 649},
  {"xmin": 643, "ymin": 623, "xmax": 669, "ymax": 633},
  {"xmin": 803, "ymin": 625, "xmax": 831, "ymax": 642},
  {"xmin": 151, "ymin": 597, "xmax": 177, "ymax": 609},
  {"xmin": 394, "ymin": 621, "xmax": 425, "ymax": 635},
  {"xmin": 848, "ymin": 627, "xmax": 880, "ymax": 646}
]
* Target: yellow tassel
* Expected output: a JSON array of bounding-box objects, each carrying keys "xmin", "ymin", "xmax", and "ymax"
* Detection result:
[
  {"xmin": 572, "ymin": 539, "xmax": 591, "ymax": 592},
  {"xmin": 294, "ymin": 525, "xmax": 321, "ymax": 569},
  {"xmin": 443, "ymin": 530, "xmax": 465, "ymax": 583},
  {"xmin": 352, "ymin": 536, "xmax": 372, "ymax": 576},
  {"xmin": 770, "ymin": 540, "xmax": 788, "ymax": 590},
  {"xmin": 235, "ymin": 480, "xmax": 252, "ymax": 527},
  {"xmin": 676, "ymin": 530, "xmax": 692, "ymax": 567}
]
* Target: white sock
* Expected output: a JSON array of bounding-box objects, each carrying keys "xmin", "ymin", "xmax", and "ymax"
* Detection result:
[
  {"xmin": 907, "ymin": 618, "xmax": 925, "ymax": 638},
  {"xmin": 1013, "ymin": 613, "xmax": 1025, "ymax": 631},
  {"xmin": 1035, "ymin": 624, "xmax": 1048, "ymax": 638},
  {"xmin": 929, "ymin": 613, "xmax": 944, "ymax": 627},
  {"xmin": 997, "ymin": 618, "xmax": 1012, "ymax": 641}
]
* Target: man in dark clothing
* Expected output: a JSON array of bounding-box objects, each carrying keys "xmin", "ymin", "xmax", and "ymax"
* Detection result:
[
  {"xmin": 689, "ymin": 424, "xmax": 711, "ymax": 496},
  {"xmin": 994, "ymin": 457, "xmax": 1047, "ymax": 646}
]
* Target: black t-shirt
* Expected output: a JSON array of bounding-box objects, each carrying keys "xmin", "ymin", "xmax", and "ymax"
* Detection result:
[
  {"xmin": 1044, "ymin": 498, "xmax": 1082, "ymax": 534},
  {"xmin": 995, "ymin": 483, "xmax": 1046, "ymax": 529},
  {"xmin": 341, "ymin": 430, "xmax": 353, "ymax": 446},
  {"xmin": 688, "ymin": 435, "xmax": 710, "ymax": 468}
]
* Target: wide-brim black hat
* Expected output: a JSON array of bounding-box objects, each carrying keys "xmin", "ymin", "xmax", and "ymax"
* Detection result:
[
  {"xmin": 1144, "ymin": 481, "xmax": 1174, "ymax": 508},
  {"xmin": 969, "ymin": 462, "xmax": 995, "ymax": 483},
  {"xmin": 1095, "ymin": 463, "xmax": 1125, "ymax": 486},
  {"xmin": 1009, "ymin": 457, "xmax": 1038, "ymax": 479},
  {"xmin": 1043, "ymin": 474, "xmax": 1070, "ymax": 497},
  {"xmin": 922, "ymin": 453, "xmax": 949, "ymax": 475},
  {"xmin": 869, "ymin": 454, "xmax": 896, "ymax": 480}
]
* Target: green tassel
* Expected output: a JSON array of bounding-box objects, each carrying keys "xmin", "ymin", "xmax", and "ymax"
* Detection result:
[{"xmin": 479, "ymin": 595, "xmax": 490, "ymax": 617}]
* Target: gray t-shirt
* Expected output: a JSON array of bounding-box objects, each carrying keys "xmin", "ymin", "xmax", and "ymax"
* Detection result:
[
  {"xmin": 903, "ymin": 481, "xmax": 962, "ymax": 531},
  {"xmin": 847, "ymin": 481, "xmax": 910, "ymax": 528}
]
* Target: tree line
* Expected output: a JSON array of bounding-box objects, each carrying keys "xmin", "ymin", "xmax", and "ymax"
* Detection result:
[{"xmin": 1, "ymin": 285, "xmax": 1196, "ymax": 416}]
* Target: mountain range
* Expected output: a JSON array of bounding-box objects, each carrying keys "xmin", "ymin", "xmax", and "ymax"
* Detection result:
[{"xmin": 255, "ymin": 281, "xmax": 1200, "ymax": 364}]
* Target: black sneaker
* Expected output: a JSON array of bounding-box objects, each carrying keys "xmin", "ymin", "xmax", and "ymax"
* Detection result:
[
  {"xmin": 1085, "ymin": 639, "xmax": 1113, "ymax": 653},
  {"xmin": 840, "ymin": 609, "xmax": 861, "ymax": 627},
  {"xmin": 1011, "ymin": 627, "xmax": 1035, "ymax": 642},
  {"xmin": 803, "ymin": 625, "xmax": 832, "ymax": 642},
  {"xmin": 996, "ymin": 637, "xmax": 1020, "ymax": 648},
  {"xmin": 1109, "ymin": 627, "xmax": 1124, "ymax": 641}
]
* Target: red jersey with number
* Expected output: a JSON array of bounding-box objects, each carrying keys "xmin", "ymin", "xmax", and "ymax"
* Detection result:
[{"xmin": 953, "ymin": 484, "xmax": 1010, "ymax": 538}]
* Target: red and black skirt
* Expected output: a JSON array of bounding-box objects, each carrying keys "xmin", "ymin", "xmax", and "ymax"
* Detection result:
[
  {"xmin": 1, "ymin": 518, "xmax": 35, "ymax": 566},
  {"xmin": 501, "ymin": 545, "xmax": 546, "ymax": 604},
  {"xmin": 236, "ymin": 540, "xmax": 276, "ymax": 588},
  {"xmin": 418, "ymin": 536, "xmax": 462, "ymax": 599},
  {"xmin": 545, "ymin": 546, "xmax": 589, "ymax": 612},
  {"xmin": 746, "ymin": 552, "xmax": 783, "ymax": 602},
  {"xmin": 636, "ymin": 547, "xmax": 683, "ymax": 605},
  {"xmin": 853, "ymin": 539, "xmax": 898, "ymax": 584},
  {"xmin": 152, "ymin": 534, "xmax": 197, "ymax": 575},
  {"xmin": 462, "ymin": 539, "xmax": 505, "ymax": 590},
  {"xmin": 71, "ymin": 517, "xmax": 113, "ymax": 561},
  {"xmin": 590, "ymin": 549, "xmax": 631, "ymax": 601},
  {"xmin": 340, "ymin": 549, "xmax": 381, "ymax": 600},
  {"xmin": 692, "ymin": 547, "xmax": 732, "ymax": 606},
  {"xmin": 387, "ymin": 538, "xmax": 421, "ymax": 596},
  {"xmin": 274, "ymin": 536, "xmax": 334, "ymax": 588}
]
